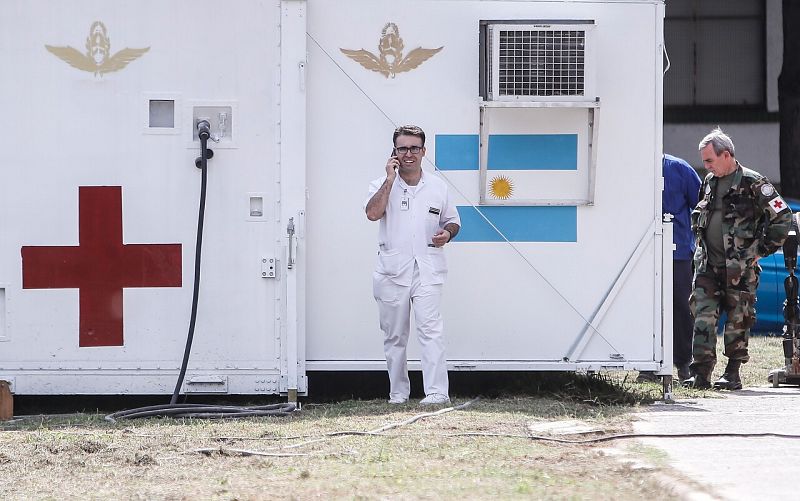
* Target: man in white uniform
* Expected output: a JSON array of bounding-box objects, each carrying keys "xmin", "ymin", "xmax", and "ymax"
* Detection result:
[{"xmin": 365, "ymin": 125, "xmax": 461, "ymax": 405}]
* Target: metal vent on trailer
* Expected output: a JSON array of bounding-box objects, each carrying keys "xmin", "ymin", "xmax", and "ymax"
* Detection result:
[{"xmin": 484, "ymin": 22, "xmax": 595, "ymax": 102}]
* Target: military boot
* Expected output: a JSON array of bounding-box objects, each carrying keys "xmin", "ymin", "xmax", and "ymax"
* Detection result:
[
  {"xmin": 682, "ymin": 363, "xmax": 713, "ymax": 390},
  {"xmin": 676, "ymin": 363, "xmax": 691, "ymax": 383},
  {"xmin": 713, "ymin": 359, "xmax": 743, "ymax": 391}
]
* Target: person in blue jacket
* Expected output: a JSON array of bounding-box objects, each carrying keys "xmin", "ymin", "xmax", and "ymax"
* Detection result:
[{"xmin": 638, "ymin": 154, "xmax": 701, "ymax": 383}]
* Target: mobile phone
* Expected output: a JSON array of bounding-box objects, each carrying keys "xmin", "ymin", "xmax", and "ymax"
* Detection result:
[{"xmin": 390, "ymin": 149, "xmax": 398, "ymax": 171}]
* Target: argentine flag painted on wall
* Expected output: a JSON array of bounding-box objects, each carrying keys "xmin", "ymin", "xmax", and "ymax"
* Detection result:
[
  {"xmin": 432, "ymin": 106, "xmax": 593, "ymax": 243},
  {"xmin": 434, "ymin": 114, "xmax": 591, "ymax": 243}
]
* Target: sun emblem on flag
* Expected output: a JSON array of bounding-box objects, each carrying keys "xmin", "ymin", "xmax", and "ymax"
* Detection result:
[{"xmin": 489, "ymin": 175, "xmax": 514, "ymax": 200}]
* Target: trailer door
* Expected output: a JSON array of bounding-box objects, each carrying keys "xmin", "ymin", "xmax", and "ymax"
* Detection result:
[{"xmin": 0, "ymin": 2, "xmax": 293, "ymax": 395}]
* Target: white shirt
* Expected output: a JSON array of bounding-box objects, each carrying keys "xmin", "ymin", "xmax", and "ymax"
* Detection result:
[{"xmin": 366, "ymin": 170, "xmax": 460, "ymax": 286}]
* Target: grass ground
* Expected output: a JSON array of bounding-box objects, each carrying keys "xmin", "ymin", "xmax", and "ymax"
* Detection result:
[
  {"xmin": 0, "ymin": 396, "xmax": 670, "ymax": 500},
  {"xmin": 0, "ymin": 335, "xmax": 787, "ymax": 500}
]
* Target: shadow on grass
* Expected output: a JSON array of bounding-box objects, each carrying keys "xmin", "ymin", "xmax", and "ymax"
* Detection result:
[
  {"xmin": 306, "ymin": 370, "xmax": 657, "ymax": 407},
  {"xmin": 8, "ymin": 371, "xmax": 657, "ymax": 420}
]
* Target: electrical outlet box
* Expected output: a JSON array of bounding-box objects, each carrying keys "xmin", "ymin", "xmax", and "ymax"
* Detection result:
[{"xmin": 189, "ymin": 103, "xmax": 237, "ymax": 147}]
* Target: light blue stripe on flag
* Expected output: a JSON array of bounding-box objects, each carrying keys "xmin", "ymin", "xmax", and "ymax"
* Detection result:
[
  {"xmin": 435, "ymin": 134, "xmax": 577, "ymax": 171},
  {"xmin": 456, "ymin": 206, "xmax": 577, "ymax": 242},
  {"xmin": 488, "ymin": 134, "xmax": 577, "ymax": 170},
  {"xmin": 435, "ymin": 134, "xmax": 479, "ymax": 171}
]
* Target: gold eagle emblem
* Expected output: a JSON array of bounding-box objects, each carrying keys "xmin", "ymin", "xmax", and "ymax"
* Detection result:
[
  {"xmin": 45, "ymin": 21, "xmax": 149, "ymax": 77},
  {"xmin": 340, "ymin": 23, "xmax": 442, "ymax": 78}
]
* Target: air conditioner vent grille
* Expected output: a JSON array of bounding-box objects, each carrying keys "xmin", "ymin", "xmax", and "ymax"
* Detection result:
[{"xmin": 497, "ymin": 29, "xmax": 586, "ymax": 97}]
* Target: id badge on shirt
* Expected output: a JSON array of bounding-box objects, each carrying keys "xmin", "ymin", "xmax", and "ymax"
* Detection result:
[{"xmin": 400, "ymin": 197, "xmax": 409, "ymax": 211}]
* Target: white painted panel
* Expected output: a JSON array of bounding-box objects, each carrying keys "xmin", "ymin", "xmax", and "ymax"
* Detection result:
[
  {"xmin": 305, "ymin": 0, "xmax": 664, "ymax": 368},
  {"xmin": 0, "ymin": 1, "xmax": 283, "ymax": 392},
  {"xmin": 0, "ymin": 0, "xmax": 665, "ymax": 394}
]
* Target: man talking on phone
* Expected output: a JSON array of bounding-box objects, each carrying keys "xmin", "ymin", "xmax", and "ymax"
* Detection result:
[{"xmin": 365, "ymin": 125, "xmax": 461, "ymax": 405}]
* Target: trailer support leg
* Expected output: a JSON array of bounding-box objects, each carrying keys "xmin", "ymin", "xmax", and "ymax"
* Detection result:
[
  {"xmin": 0, "ymin": 380, "xmax": 13, "ymax": 420},
  {"xmin": 662, "ymin": 375, "xmax": 674, "ymax": 403}
]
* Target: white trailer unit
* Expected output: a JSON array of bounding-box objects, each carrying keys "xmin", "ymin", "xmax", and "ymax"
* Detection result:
[{"xmin": 0, "ymin": 0, "xmax": 669, "ymax": 397}]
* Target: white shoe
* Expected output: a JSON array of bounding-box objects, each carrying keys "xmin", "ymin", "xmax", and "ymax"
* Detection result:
[
  {"xmin": 419, "ymin": 393, "xmax": 450, "ymax": 405},
  {"xmin": 388, "ymin": 396, "xmax": 408, "ymax": 404}
]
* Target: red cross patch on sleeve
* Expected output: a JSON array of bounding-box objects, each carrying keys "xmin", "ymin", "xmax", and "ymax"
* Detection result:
[{"xmin": 768, "ymin": 196, "xmax": 788, "ymax": 214}]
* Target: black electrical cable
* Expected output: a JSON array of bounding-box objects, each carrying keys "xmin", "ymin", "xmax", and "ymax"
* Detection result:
[
  {"xmin": 104, "ymin": 124, "xmax": 297, "ymax": 421},
  {"xmin": 170, "ymin": 128, "xmax": 210, "ymax": 405},
  {"xmin": 105, "ymin": 402, "xmax": 296, "ymax": 422}
]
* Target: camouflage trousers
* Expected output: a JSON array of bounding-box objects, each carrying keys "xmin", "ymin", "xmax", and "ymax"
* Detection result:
[{"xmin": 689, "ymin": 264, "xmax": 757, "ymax": 374}]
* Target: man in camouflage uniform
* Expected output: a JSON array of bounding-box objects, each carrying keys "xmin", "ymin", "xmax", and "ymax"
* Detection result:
[{"xmin": 684, "ymin": 128, "xmax": 792, "ymax": 390}]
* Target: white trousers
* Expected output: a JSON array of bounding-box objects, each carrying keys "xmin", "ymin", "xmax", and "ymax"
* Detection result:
[{"xmin": 373, "ymin": 265, "xmax": 448, "ymax": 400}]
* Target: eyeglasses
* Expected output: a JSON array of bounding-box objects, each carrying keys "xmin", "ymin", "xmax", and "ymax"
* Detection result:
[{"xmin": 394, "ymin": 146, "xmax": 423, "ymax": 155}]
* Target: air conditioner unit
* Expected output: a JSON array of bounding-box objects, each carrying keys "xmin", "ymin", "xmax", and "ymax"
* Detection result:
[{"xmin": 486, "ymin": 22, "xmax": 596, "ymax": 102}]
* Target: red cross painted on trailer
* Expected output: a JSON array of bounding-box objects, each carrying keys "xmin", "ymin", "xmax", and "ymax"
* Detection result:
[{"xmin": 21, "ymin": 186, "xmax": 182, "ymax": 347}]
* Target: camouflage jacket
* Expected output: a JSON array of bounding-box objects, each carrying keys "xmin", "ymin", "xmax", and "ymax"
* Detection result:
[{"xmin": 691, "ymin": 162, "xmax": 792, "ymax": 286}]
